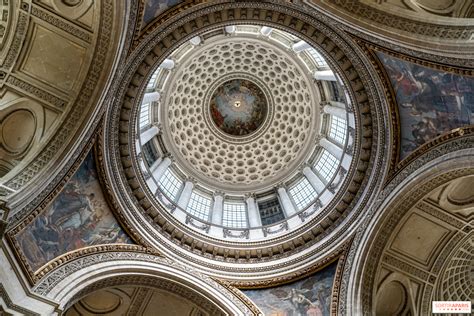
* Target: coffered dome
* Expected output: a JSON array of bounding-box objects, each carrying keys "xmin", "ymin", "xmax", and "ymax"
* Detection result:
[
  {"xmin": 135, "ymin": 25, "xmax": 355, "ymax": 240},
  {"xmin": 105, "ymin": 1, "xmax": 381, "ymax": 283}
]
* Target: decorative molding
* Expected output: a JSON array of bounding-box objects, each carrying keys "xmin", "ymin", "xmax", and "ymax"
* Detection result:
[
  {"xmin": 2, "ymin": 11, "xmax": 29, "ymax": 69},
  {"xmin": 382, "ymin": 254, "xmax": 430, "ymax": 282},
  {"xmin": 229, "ymin": 240, "xmax": 348, "ymax": 289},
  {"xmin": 0, "ymin": 284, "xmax": 39, "ymax": 316},
  {"xmin": 323, "ymin": 0, "xmax": 473, "ymax": 40},
  {"xmin": 4, "ymin": 0, "xmax": 114, "ymax": 192},
  {"xmin": 33, "ymin": 251, "xmax": 257, "ymax": 315},
  {"xmin": 0, "ymin": 200, "xmax": 9, "ymax": 238},
  {"xmin": 6, "ymin": 75, "xmax": 67, "ymax": 109},
  {"xmin": 262, "ymin": 222, "xmax": 288, "ymax": 237},
  {"xmin": 298, "ymin": 199, "xmax": 323, "ymax": 222},
  {"xmin": 337, "ymin": 137, "xmax": 474, "ymax": 315},
  {"xmin": 93, "ymin": 1, "xmax": 395, "ymax": 290},
  {"xmin": 186, "ymin": 215, "xmax": 210, "ymax": 233},
  {"xmin": 417, "ymin": 201, "xmax": 465, "ymax": 230},
  {"xmin": 30, "ymin": 5, "xmax": 92, "ymax": 43},
  {"xmin": 223, "ymin": 228, "xmax": 249, "ymax": 240}
]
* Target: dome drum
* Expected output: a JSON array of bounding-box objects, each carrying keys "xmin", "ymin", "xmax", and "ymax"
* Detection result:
[{"xmin": 105, "ymin": 1, "xmax": 382, "ymax": 283}]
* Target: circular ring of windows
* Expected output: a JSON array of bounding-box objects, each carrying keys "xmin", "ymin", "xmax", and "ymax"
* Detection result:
[{"xmin": 135, "ymin": 24, "xmax": 355, "ymax": 241}]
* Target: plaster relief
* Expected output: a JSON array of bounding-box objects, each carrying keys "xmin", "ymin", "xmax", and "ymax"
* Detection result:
[
  {"xmin": 391, "ymin": 213, "xmax": 450, "ymax": 265},
  {"xmin": 438, "ymin": 175, "xmax": 474, "ymax": 218},
  {"xmin": 0, "ymin": 91, "xmax": 46, "ymax": 177},
  {"xmin": 20, "ymin": 23, "xmax": 87, "ymax": 92},
  {"xmin": 0, "ymin": 0, "xmax": 11, "ymax": 48},
  {"xmin": 1, "ymin": 109, "xmax": 35, "ymax": 154},
  {"xmin": 37, "ymin": 0, "xmax": 95, "ymax": 27}
]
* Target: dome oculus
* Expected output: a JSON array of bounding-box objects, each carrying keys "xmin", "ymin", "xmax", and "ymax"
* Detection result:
[{"xmin": 209, "ymin": 79, "xmax": 268, "ymax": 137}]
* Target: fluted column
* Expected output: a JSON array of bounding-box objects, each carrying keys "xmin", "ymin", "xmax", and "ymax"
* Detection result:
[
  {"xmin": 177, "ymin": 180, "xmax": 194, "ymax": 210},
  {"xmin": 313, "ymin": 70, "xmax": 336, "ymax": 81},
  {"xmin": 152, "ymin": 156, "xmax": 171, "ymax": 181},
  {"xmin": 320, "ymin": 138, "xmax": 344, "ymax": 159},
  {"xmin": 302, "ymin": 166, "xmax": 326, "ymax": 193},
  {"xmin": 292, "ymin": 40, "xmax": 311, "ymax": 53},
  {"xmin": 142, "ymin": 91, "xmax": 161, "ymax": 104},
  {"xmin": 277, "ymin": 186, "xmax": 297, "ymax": 216},
  {"xmin": 323, "ymin": 102, "xmax": 346, "ymax": 120},
  {"xmin": 159, "ymin": 58, "xmax": 175, "ymax": 70},
  {"xmin": 246, "ymin": 194, "xmax": 261, "ymax": 227},
  {"xmin": 140, "ymin": 124, "xmax": 159, "ymax": 145},
  {"xmin": 211, "ymin": 192, "xmax": 224, "ymax": 225}
]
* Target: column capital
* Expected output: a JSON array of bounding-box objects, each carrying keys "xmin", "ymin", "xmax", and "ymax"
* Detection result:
[
  {"xmin": 275, "ymin": 183, "xmax": 288, "ymax": 191},
  {"xmin": 212, "ymin": 191, "xmax": 225, "ymax": 199},
  {"xmin": 298, "ymin": 162, "xmax": 312, "ymax": 173},
  {"xmin": 163, "ymin": 152, "xmax": 174, "ymax": 162},
  {"xmin": 315, "ymin": 134, "xmax": 324, "ymax": 145},
  {"xmin": 184, "ymin": 176, "xmax": 196, "ymax": 185},
  {"xmin": 244, "ymin": 193, "xmax": 256, "ymax": 200}
]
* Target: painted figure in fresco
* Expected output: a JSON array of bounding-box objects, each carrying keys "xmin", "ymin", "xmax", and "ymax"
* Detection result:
[
  {"xmin": 15, "ymin": 153, "xmax": 132, "ymax": 271},
  {"xmin": 378, "ymin": 52, "xmax": 474, "ymax": 158},
  {"xmin": 242, "ymin": 262, "xmax": 336, "ymax": 316},
  {"xmin": 143, "ymin": 0, "xmax": 183, "ymax": 25},
  {"xmin": 210, "ymin": 79, "xmax": 267, "ymax": 136}
]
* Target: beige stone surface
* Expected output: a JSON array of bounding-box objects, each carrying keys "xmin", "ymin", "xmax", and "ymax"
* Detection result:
[
  {"xmin": 391, "ymin": 213, "xmax": 450, "ymax": 264},
  {"xmin": 20, "ymin": 24, "xmax": 87, "ymax": 92}
]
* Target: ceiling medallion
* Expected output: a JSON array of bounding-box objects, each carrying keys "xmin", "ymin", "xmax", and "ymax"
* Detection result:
[{"xmin": 209, "ymin": 79, "xmax": 268, "ymax": 137}]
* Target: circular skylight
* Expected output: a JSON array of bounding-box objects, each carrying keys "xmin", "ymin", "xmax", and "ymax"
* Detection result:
[{"xmin": 135, "ymin": 24, "xmax": 355, "ymax": 241}]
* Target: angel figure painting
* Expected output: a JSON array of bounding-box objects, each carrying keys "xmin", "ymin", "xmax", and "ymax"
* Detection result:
[
  {"xmin": 15, "ymin": 152, "xmax": 132, "ymax": 271},
  {"xmin": 243, "ymin": 262, "xmax": 337, "ymax": 316},
  {"xmin": 377, "ymin": 52, "xmax": 474, "ymax": 159}
]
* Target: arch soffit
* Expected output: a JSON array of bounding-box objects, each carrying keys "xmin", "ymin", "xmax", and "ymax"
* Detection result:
[
  {"xmin": 339, "ymin": 139, "xmax": 474, "ymax": 315},
  {"xmin": 33, "ymin": 251, "xmax": 260, "ymax": 315}
]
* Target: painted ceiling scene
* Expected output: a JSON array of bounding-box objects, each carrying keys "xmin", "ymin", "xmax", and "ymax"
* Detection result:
[{"xmin": 0, "ymin": 0, "xmax": 472, "ymax": 315}]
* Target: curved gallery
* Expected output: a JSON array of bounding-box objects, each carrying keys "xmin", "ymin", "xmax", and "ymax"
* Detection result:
[{"xmin": 103, "ymin": 1, "xmax": 387, "ymax": 284}]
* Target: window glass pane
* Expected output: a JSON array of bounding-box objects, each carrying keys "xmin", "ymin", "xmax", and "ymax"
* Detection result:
[
  {"xmin": 328, "ymin": 116, "xmax": 347, "ymax": 145},
  {"xmin": 258, "ymin": 198, "xmax": 285, "ymax": 225},
  {"xmin": 307, "ymin": 48, "xmax": 327, "ymax": 68},
  {"xmin": 289, "ymin": 178, "xmax": 318, "ymax": 210},
  {"xmin": 187, "ymin": 192, "xmax": 211, "ymax": 221},
  {"xmin": 158, "ymin": 169, "xmax": 182, "ymax": 202},
  {"xmin": 142, "ymin": 142, "xmax": 159, "ymax": 167},
  {"xmin": 314, "ymin": 149, "xmax": 339, "ymax": 182},
  {"xmin": 223, "ymin": 202, "xmax": 247, "ymax": 228},
  {"xmin": 147, "ymin": 69, "xmax": 159, "ymax": 90},
  {"xmin": 139, "ymin": 103, "xmax": 150, "ymax": 130}
]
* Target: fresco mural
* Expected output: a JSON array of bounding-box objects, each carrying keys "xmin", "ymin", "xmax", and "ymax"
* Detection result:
[
  {"xmin": 243, "ymin": 261, "xmax": 337, "ymax": 316},
  {"xmin": 377, "ymin": 52, "xmax": 474, "ymax": 159},
  {"xmin": 15, "ymin": 152, "xmax": 132, "ymax": 271},
  {"xmin": 210, "ymin": 79, "xmax": 268, "ymax": 136},
  {"xmin": 142, "ymin": 0, "xmax": 184, "ymax": 26}
]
